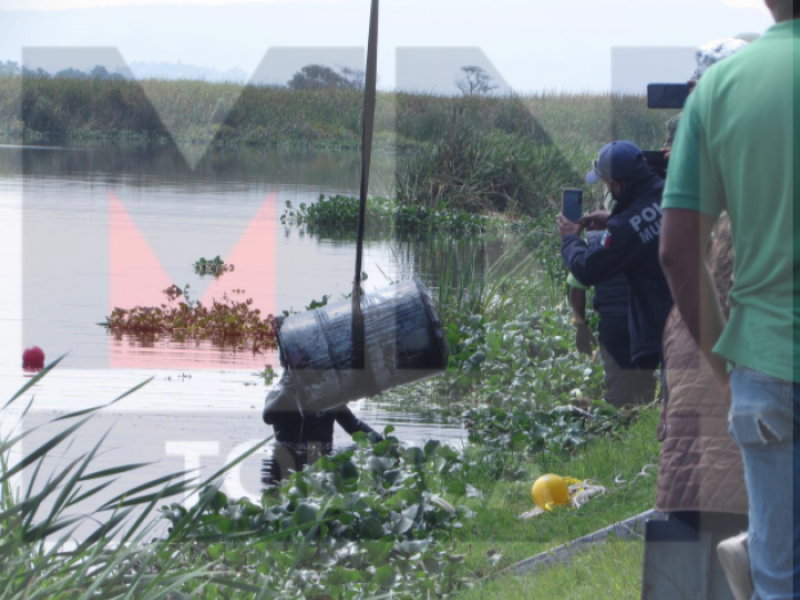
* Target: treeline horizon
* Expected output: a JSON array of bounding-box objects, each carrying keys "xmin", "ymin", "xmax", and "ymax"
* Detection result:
[{"xmin": 0, "ymin": 60, "xmax": 651, "ymax": 98}]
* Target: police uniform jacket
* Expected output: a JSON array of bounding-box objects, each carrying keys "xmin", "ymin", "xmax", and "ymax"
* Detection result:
[{"xmin": 561, "ymin": 170, "xmax": 673, "ymax": 368}]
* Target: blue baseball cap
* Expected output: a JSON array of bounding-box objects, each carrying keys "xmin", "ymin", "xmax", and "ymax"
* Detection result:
[{"xmin": 585, "ymin": 141, "xmax": 647, "ymax": 184}]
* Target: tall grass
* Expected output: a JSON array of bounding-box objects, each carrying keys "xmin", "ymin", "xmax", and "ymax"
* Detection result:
[
  {"xmin": 456, "ymin": 541, "xmax": 645, "ymax": 600},
  {"xmin": 0, "ymin": 76, "xmax": 674, "ymax": 154},
  {"xmin": 0, "ymin": 357, "xmax": 274, "ymax": 598},
  {"xmin": 421, "ymin": 230, "xmax": 550, "ymax": 323},
  {"xmin": 396, "ymin": 114, "xmax": 580, "ymax": 216}
]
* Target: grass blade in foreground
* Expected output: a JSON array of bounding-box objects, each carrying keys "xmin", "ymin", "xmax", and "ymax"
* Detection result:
[{"xmin": 0, "ymin": 364, "xmax": 274, "ymax": 599}]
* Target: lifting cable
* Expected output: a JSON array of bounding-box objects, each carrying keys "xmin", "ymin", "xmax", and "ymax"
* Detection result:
[{"xmin": 352, "ymin": 0, "xmax": 379, "ymax": 376}]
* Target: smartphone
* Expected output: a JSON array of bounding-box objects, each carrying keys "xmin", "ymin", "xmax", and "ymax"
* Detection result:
[
  {"xmin": 643, "ymin": 150, "xmax": 668, "ymax": 171},
  {"xmin": 647, "ymin": 83, "xmax": 691, "ymax": 109},
  {"xmin": 562, "ymin": 189, "xmax": 583, "ymax": 224}
]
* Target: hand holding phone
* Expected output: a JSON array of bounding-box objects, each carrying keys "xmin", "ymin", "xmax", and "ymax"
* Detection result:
[{"xmin": 579, "ymin": 210, "xmax": 610, "ymax": 231}]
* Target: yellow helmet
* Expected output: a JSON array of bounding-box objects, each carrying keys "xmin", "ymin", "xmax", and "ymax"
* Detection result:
[{"xmin": 531, "ymin": 474, "xmax": 570, "ymax": 511}]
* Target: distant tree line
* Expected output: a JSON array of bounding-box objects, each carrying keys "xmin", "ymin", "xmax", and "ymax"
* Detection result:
[
  {"xmin": 0, "ymin": 60, "xmax": 367, "ymax": 91},
  {"xmin": 287, "ymin": 64, "xmax": 365, "ymax": 91},
  {"xmin": 0, "ymin": 60, "xmax": 495, "ymax": 96},
  {"xmin": 0, "ymin": 61, "xmax": 126, "ymax": 80}
]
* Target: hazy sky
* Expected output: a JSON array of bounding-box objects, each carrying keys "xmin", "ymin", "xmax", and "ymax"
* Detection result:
[{"xmin": 0, "ymin": 0, "xmax": 772, "ymax": 93}]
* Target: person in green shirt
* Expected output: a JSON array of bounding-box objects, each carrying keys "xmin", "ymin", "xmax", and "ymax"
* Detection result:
[{"xmin": 659, "ymin": 1, "xmax": 799, "ymax": 597}]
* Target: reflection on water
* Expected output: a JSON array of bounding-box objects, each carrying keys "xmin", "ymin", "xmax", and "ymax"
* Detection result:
[
  {"xmin": 1, "ymin": 143, "xmax": 477, "ymax": 438},
  {"xmin": 5, "ymin": 143, "xmax": 517, "ymax": 375},
  {"xmin": 0, "ymin": 143, "xmax": 396, "ymax": 193},
  {"xmin": 0, "ymin": 143, "xmax": 488, "ymax": 534}
]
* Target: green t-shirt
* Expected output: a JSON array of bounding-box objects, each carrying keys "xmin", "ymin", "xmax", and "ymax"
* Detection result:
[
  {"xmin": 567, "ymin": 272, "xmax": 588, "ymax": 290},
  {"xmin": 663, "ymin": 20, "xmax": 799, "ymax": 382}
]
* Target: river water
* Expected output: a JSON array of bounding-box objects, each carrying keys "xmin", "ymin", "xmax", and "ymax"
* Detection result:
[{"xmin": 0, "ymin": 143, "xmax": 480, "ymax": 516}]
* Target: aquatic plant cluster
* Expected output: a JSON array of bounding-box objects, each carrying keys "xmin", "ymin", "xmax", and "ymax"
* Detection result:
[
  {"xmin": 281, "ymin": 196, "xmax": 492, "ymax": 235},
  {"xmin": 379, "ymin": 305, "xmax": 624, "ymax": 456},
  {"xmin": 194, "ymin": 255, "xmax": 234, "ymax": 277},
  {"xmin": 164, "ymin": 430, "xmax": 474, "ymax": 599},
  {"xmin": 464, "ymin": 403, "xmax": 632, "ymax": 458},
  {"xmin": 0, "ymin": 360, "xmax": 659, "ymax": 599},
  {"xmin": 445, "ymin": 309, "xmax": 605, "ymax": 403},
  {"xmin": 101, "ymin": 284, "xmax": 279, "ymax": 351}
]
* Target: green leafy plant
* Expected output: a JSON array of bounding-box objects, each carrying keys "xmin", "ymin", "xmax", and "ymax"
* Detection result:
[
  {"xmin": 281, "ymin": 195, "xmax": 491, "ymax": 236},
  {"xmin": 257, "ymin": 364, "xmax": 278, "ymax": 385},
  {"xmin": 194, "ymin": 255, "xmax": 234, "ymax": 277},
  {"xmin": 101, "ymin": 284, "xmax": 279, "ymax": 353},
  {"xmin": 161, "ymin": 427, "xmax": 471, "ymax": 598},
  {"xmin": 305, "ymin": 295, "xmax": 330, "ymax": 311}
]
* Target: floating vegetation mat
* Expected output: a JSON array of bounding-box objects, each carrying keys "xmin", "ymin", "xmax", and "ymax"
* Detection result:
[{"xmin": 101, "ymin": 285, "xmax": 279, "ymax": 352}]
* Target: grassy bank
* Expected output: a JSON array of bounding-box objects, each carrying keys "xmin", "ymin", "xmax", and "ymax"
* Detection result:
[
  {"xmin": 1, "ymin": 365, "xmax": 659, "ymax": 599},
  {"xmin": 0, "ymin": 77, "xmax": 671, "ymax": 155},
  {"xmin": 3, "ymin": 244, "xmax": 661, "ymax": 598},
  {"xmin": 449, "ymin": 406, "xmax": 659, "ymax": 579},
  {"xmin": 0, "ymin": 76, "xmax": 672, "ymax": 597},
  {"xmin": 458, "ymin": 540, "xmax": 645, "ymax": 600}
]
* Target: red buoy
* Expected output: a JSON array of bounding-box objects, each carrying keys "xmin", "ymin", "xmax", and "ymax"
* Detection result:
[{"xmin": 22, "ymin": 346, "xmax": 45, "ymax": 371}]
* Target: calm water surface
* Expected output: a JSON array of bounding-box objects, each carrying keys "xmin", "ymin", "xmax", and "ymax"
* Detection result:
[{"xmin": 0, "ymin": 144, "xmax": 477, "ymax": 514}]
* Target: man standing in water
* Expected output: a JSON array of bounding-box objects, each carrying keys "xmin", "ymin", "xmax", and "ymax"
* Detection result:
[
  {"xmin": 262, "ymin": 373, "xmax": 383, "ymax": 483},
  {"xmin": 660, "ymin": 1, "xmax": 798, "ymax": 596}
]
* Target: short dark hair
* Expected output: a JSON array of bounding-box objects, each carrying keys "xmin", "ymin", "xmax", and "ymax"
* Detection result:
[{"xmin": 772, "ymin": 0, "xmax": 799, "ymax": 18}]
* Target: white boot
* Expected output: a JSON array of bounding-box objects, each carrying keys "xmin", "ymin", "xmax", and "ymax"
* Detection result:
[{"xmin": 717, "ymin": 532, "xmax": 754, "ymax": 600}]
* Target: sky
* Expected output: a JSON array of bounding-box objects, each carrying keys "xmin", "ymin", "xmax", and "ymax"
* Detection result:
[{"xmin": 0, "ymin": 0, "xmax": 773, "ymax": 93}]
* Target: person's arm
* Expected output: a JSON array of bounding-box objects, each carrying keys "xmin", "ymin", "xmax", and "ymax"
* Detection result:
[
  {"xmin": 334, "ymin": 405, "xmax": 384, "ymax": 441},
  {"xmin": 568, "ymin": 285, "xmax": 596, "ymax": 355},
  {"xmin": 561, "ymin": 220, "xmax": 639, "ymax": 287},
  {"xmin": 660, "ymin": 208, "xmax": 728, "ymax": 382},
  {"xmin": 659, "ymin": 86, "xmax": 727, "ymax": 383},
  {"xmin": 569, "ymin": 286, "xmax": 587, "ymax": 322},
  {"xmin": 579, "ymin": 210, "xmax": 610, "ymax": 232}
]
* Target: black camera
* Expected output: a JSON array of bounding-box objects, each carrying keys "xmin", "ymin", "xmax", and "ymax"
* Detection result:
[
  {"xmin": 643, "ymin": 150, "xmax": 668, "ymax": 172},
  {"xmin": 643, "ymin": 83, "xmax": 691, "ymax": 173},
  {"xmin": 647, "ymin": 83, "xmax": 691, "ymax": 109}
]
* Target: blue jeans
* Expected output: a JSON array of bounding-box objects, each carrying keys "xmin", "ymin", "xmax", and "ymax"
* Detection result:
[{"xmin": 728, "ymin": 366, "xmax": 800, "ymax": 600}]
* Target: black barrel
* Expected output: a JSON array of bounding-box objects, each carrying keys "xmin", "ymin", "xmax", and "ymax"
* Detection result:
[{"xmin": 274, "ymin": 277, "xmax": 448, "ymax": 414}]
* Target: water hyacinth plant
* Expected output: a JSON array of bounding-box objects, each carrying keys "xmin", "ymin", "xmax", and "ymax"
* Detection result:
[
  {"xmin": 0, "ymin": 361, "xmax": 475, "ymax": 599},
  {"xmin": 194, "ymin": 256, "xmax": 234, "ymax": 278},
  {"xmin": 165, "ymin": 430, "xmax": 474, "ymax": 599},
  {"xmin": 101, "ymin": 285, "xmax": 279, "ymax": 352},
  {"xmin": 0, "ymin": 347, "xmax": 656, "ymax": 598},
  {"xmin": 281, "ymin": 195, "xmax": 491, "ymax": 236}
]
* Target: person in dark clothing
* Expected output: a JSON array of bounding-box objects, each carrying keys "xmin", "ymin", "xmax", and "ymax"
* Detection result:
[
  {"xmin": 261, "ymin": 373, "xmax": 383, "ymax": 484},
  {"xmin": 568, "ymin": 225, "xmax": 657, "ymax": 408},
  {"xmin": 558, "ymin": 140, "xmax": 673, "ymax": 371}
]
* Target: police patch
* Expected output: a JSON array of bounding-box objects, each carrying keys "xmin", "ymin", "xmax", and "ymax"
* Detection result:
[{"xmin": 601, "ymin": 231, "xmax": 611, "ymax": 248}]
